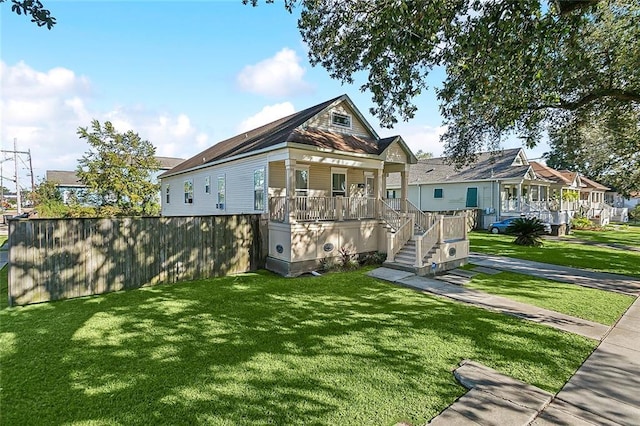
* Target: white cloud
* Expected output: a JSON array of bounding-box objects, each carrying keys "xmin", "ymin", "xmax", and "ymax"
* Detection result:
[
  {"xmin": 238, "ymin": 102, "xmax": 296, "ymax": 132},
  {"xmin": 385, "ymin": 124, "xmax": 448, "ymax": 157},
  {"xmin": 0, "ymin": 61, "xmax": 210, "ymax": 187},
  {"xmin": 237, "ymin": 48, "xmax": 312, "ymax": 97}
]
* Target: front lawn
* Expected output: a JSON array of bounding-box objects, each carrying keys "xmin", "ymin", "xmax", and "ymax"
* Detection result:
[
  {"xmin": 464, "ymin": 270, "xmax": 635, "ymax": 325},
  {"xmin": 0, "ymin": 268, "xmax": 595, "ymax": 425},
  {"xmin": 470, "ymin": 231, "xmax": 640, "ymax": 277},
  {"xmin": 570, "ymin": 226, "xmax": 640, "ymax": 248}
]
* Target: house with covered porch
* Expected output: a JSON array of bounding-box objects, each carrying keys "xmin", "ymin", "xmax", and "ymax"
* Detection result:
[
  {"xmin": 159, "ymin": 95, "xmax": 468, "ymax": 276},
  {"xmin": 387, "ymin": 149, "xmax": 591, "ymax": 233}
]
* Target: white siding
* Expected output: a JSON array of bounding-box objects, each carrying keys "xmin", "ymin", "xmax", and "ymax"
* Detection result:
[
  {"xmin": 161, "ymin": 155, "xmax": 269, "ymax": 216},
  {"xmin": 305, "ymin": 101, "xmax": 372, "ymax": 138},
  {"xmin": 408, "ymin": 181, "xmax": 496, "ymax": 212}
]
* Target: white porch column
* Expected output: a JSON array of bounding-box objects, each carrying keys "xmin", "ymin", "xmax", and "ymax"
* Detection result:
[
  {"xmin": 285, "ymin": 159, "xmax": 296, "ymax": 223},
  {"xmin": 400, "ymin": 164, "xmax": 410, "ymax": 213},
  {"xmin": 377, "ymin": 164, "xmax": 385, "ymax": 219},
  {"xmin": 517, "ymin": 182, "xmax": 522, "ymax": 212}
]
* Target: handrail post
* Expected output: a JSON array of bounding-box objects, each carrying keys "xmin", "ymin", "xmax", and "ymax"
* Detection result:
[
  {"xmin": 462, "ymin": 211, "xmax": 468, "ymax": 240},
  {"xmin": 387, "ymin": 232, "xmax": 395, "ymax": 262},
  {"xmin": 414, "ymin": 234, "xmax": 422, "ymax": 267},
  {"xmin": 336, "ymin": 196, "xmax": 344, "ymax": 221},
  {"xmin": 438, "ymin": 215, "xmax": 444, "ymax": 244}
]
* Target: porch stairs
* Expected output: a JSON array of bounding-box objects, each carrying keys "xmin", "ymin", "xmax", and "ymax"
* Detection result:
[{"xmin": 382, "ymin": 236, "xmax": 441, "ymax": 276}]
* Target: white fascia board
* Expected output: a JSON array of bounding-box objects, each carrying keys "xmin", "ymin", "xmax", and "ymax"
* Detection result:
[{"xmin": 160, "ymin": 143, "xmax": 288, "ymax": 179}]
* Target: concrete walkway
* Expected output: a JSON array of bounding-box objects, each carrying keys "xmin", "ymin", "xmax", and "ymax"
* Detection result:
[
  {"xmin": 535, "ymin": 296, "xmax": 640, "ymax": 425},
  {"xmin": 369, "ymin": 262, "xmax": 640, "ymax": 425},
  {"xmin": 367, "ymin": 267, "xmax": 608, "ymax": 340},
  {"xmin": 469, "ymin": 253, "xmax": 640, "ymax": 296}
]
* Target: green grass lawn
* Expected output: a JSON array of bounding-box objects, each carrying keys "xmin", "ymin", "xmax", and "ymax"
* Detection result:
[
  {"xmin": 464, "ymin": 270, "xmax": 635, "ymax": 325},
  {"xmin": 569, "ymin": 226, "xmax": 640, "ymax": 248},
  {"xmin": 0, "ymin": 235, "xmax": 7, "ymax": 248},
  {"xmin": 470, "ymin": 231, "xmax": 640, "ymax": 277},
  {"xmin": 0, "ymin": 268, "xmax": 596, "ymax": 425}
]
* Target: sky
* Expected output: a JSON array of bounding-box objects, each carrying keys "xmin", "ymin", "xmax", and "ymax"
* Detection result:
[{"xmin": 0, "ymin": 0, "xmax": 549, "ymax": 192}]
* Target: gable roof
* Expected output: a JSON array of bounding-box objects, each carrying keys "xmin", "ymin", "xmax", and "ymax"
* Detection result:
[
  {"xmin": 579, "ymin": 175, "xmax": 610, "ymax": 191},
  {"xmin": 387, "ymin": 148, "xmax": 529, "ymax": 186},
  {"xmin": 46, "ymin": 170, "xmax": 84, "ymax": 187},
  {"xmin": 156, "ymin": 156, "xmax": 185, "ymax": 170},
  {"xmin": 161, "ymin": 94, "xmax": 411, "ymax": 178},
  {"xmin": 46, "ymin": 156, "xmax": 185, "ymax": 187},
  {"xmin": 529, "ymin": 162, "xmax": 575, "ymax": 185}
]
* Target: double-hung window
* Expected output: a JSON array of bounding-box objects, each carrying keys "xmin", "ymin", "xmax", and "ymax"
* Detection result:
[
  {"xmin": 165, "ymin": 185, "xmax": 170, "ymax": 204},
  {"xmin": 204, "ymin": 176, "xmax": 210, "ymax": 194},
  {"xmin": 254, "ymin": 168, "xmax": 265, "ymax": 210},
  {"xmin": 295, "ymin": 168, "xmax": 309, "ymax": 197},
  {"xmin": 217, "ymin": 176, "xmax": 225, "ymax": 209},
  {"xmin": 184, "ymin": 180, "xmax": 193, "ymax": 204},
  {"xmin": 331, "ymin": 168, "xmax": 347, "ymax": 197}
]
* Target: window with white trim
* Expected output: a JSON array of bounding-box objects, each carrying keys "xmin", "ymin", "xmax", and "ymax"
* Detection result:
[
  {"xmin": 165, "ymin": 184, "xmax": 170, "ymax": 204},
  {"xmin": 217, "ymin": 176, "xmax": 225, "ymax": 209},
  {"xmin": 331, "ymin": 168, "xmax": 347, "ymax": 197},
  {"xmin": 254, "ymin": 168, "xmax": 265, "ymax": 210},
  {"xmin": 295, "ymin": 167, "xmax": 309, "ymax": 197},
  {"xmin": 204, "ymin": 176, "xmax": 210, "ymax": 194},
  {"xmin": 184, "ymin": 179, "xmax": 193, "ymax": 204},
  {"xmin": 331, "ymin": 111, "xmax": 352, "ymax": 129}
]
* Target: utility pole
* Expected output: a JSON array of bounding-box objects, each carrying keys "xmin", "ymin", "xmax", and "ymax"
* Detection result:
[
  {"xmin": 14, "ymin": 139, "xmax": 21, "ymax": 214},
  {"xmin": 28, "ymin": 148, "xmax": 35, "ymax": 194}
]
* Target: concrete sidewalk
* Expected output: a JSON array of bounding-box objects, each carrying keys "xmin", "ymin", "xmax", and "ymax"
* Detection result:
[
  {"xmin": 534, "ymin": 297, "xmax": 640, "ymax": 425},
  {"xmin": 469, "ymin": 253, "xmax": 640, "ymax": 296},
  {"xmin": 368, "ymin": 267, "xmax": 608, "ymax": 340},
  {"xmin": 369, "ymin": 264, "xmax": 640, "ymax": 425}
]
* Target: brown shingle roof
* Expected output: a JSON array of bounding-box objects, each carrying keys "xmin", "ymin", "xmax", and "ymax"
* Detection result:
[
  {"xmin": 530, "ymin": 161, "xmax": 574, "ymax": 185},
  {"xmin": 579, "ymin": 175, "xmax": 610, "ymax": 191},
  {"xmin": 160, "ymin": 95, "xmax": 404, "ymax": 178},
  {"xmin": 156, "ymin": 156, "xmax": 185, "ymax": 170}
]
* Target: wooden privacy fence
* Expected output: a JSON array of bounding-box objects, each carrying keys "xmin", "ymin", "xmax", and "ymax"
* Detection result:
[{"xmin": 8, "ymin": 215, "xmax": 267, "ymax": 306}]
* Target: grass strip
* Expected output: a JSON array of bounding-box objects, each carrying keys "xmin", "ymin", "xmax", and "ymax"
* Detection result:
[{"xmin": 464, "ymin": 270, "xmax": 635, "ymax": 325}]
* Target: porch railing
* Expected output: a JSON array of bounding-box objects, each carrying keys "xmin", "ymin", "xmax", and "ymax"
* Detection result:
[
  {"xmin": 295, "ymin": 196, "xmax": 337, "ymax": 221},
  {"xmin": 387, "ymin": 215, "xmax": 413, "ymax": 263},
  {"xmin": 414, "ymin": 214, "xmax": 467, "ymax": 267},
  {"xmin": 406, "ymin": 199, "xmax": 436, "ymax": 233},
  {"xmin": 268, "ymin": 196, "xmax": 376, "ymax": 223},
  {"xmin": 380, "ymin": 199, "xmax": 402, "ymax": 231},
  {"xmin": 342, "ymin": 197, "xmax": 376, "ymax": 220},
  {"xmin": 269, "ymin": 196, "xmax": 287, "ymax": 222}
]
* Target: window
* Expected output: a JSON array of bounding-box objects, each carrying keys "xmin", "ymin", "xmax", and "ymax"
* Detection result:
[
  {"xmin": 465, "ymin": 187, "xmax": 478, "ymax": 208},
  {"xmin": 434, "ymin": 188, "xmax": 443, "ymax": 199},
  {"xmin": 217, "ymin": 176, "xmax": 225, "ymax": 209},
  {"xmin": 331, "ymin": 111, "xmax": 352, "ymax": 128},
  {"xmin": 331, "ymin": 169, "xmax": 347, "ymax": 197},
  {"xmin": 365, "ymin": 175, "xmax": 375, "ymax": 198},
  {"xmin": 184, "ymin": 179, "xmax": 193, "ymax": 204},
  {"xmin": 295, "ymin": 168, "xmax": 309, "ymax": 197},
  {"xmin": 165, "ymin": 185, "xmax": 170, "ymax": 204},
  {"xmin": 254, "ymin": 168, "xmax": 265, "ymax": 210},
  {"xmin": 204, "ymin": 176, "xmax": 210, "ymax": 194},
  {"xmin": 386, "ymin": 190, "xmax": 397, "ymax": 199}
]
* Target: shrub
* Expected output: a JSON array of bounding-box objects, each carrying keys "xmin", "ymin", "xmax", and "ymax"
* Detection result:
[
  {"xmin": 630, "ymin": 205, "xmax": 640, "ymax": 223},
  {"xmin": 360, "ymin": 251, "xmax": 387, "ymax": 266},
  {"xmin": 506, "ymin": 217, "xmax": 546, "ymax": 247},
  {"xmin": 35, "ymin": 201, "xmax": 70, "ymax": 218},
  {"xmin": 571, "ymin": 216, "xmax": 594, "ymax": 230}
]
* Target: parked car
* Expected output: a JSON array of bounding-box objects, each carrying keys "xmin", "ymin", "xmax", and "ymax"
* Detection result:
[{"xmin": 488, "ymin": 217, "xmax": 551, "ymax": 234}]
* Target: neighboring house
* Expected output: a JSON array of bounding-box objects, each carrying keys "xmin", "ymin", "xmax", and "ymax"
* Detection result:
[
  {"xmin": 387, "ymin": 148, "xmax": 559, "ymax": 229},
  {"xmin": 387, "ymin": 149, "xmax": 618, "ymax": 232},
  {"xmin": 159, "ymin": 94, "xmax": 469, "ymax": 276},
  {"xmin": 45, "ymin": 170, "xmax": 87, "ymax": 204},
  {"xmin": 46, "ymin": 156, "xmax": 184, "ymax": 205}
]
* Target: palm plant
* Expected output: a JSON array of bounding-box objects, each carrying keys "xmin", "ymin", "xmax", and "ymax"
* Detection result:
[{"xmin": 506, "ymin": 217, "xmax": 547, "ymax": 247}]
